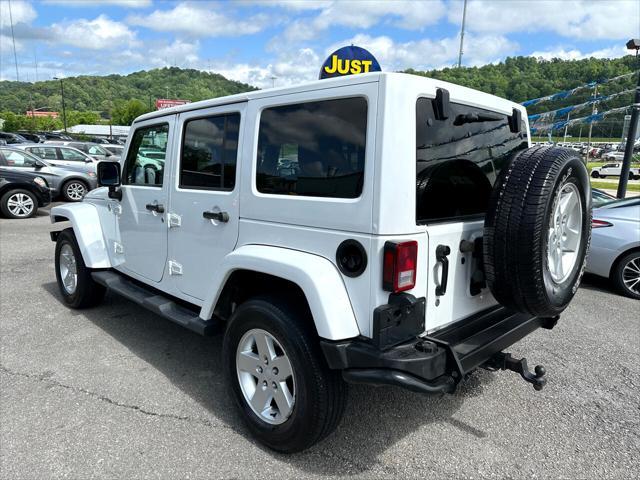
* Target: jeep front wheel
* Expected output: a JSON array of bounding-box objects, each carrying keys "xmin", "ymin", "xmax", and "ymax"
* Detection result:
[
  {"xmin": 484, "ymin": 146, "xmax": 592, "ymax": 317},
  {"xmin": 223, "ymin": 296, "xmax": 346, "ymax": 453},
  {"xmin": 55, "ymin": 228, "xmax": 106, "ymax": 308}
]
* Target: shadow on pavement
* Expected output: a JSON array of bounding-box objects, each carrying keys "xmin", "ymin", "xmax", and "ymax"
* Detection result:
[
  {"xmin": 41, "ymin": 281, "xmax": 493, "ymax": 475},
  {"xmin": 580, "ymin": 273, "xmax": 618, "ymax": 296}
]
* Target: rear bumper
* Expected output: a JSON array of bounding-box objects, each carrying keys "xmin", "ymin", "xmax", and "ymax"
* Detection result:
[{"xmin": 321, "ymin": 303, "xmax": 558, "ymax": 394}]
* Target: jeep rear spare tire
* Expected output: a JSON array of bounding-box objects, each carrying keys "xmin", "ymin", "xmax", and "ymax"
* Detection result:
[{"xmin": 484, "ymin": 146, "xmax": 591, "ymax": 317}]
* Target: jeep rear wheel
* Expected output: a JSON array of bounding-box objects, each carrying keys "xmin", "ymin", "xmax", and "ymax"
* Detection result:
[
  {"xmin": 484, "ymin": 146, "xmax": 592, "ymax": 317},
  {"xmin": 223, "ymin": 296, "xmax": 346, "ymax": 453}
]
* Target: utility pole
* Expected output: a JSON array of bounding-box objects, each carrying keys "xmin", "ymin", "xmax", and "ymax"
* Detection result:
[
  {"xmin": 586, "ymin": 84, "xmax": 598, "ymax": 163},
  {"xmin": 617, "ymin": 39, "xmax": 640, "ymax": 198},
  {"xmin": 457, "ymin": 0, "xmax": 468, "ymax": 68},
  {"xmin": 563, "ymin": 112, "xmax": 571, "ymax": 143}
]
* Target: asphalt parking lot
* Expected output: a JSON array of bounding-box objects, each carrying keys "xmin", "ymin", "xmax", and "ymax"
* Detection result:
[{"xmin": 1, "ymin": 207, "xmax": 638, "ymax": 479}]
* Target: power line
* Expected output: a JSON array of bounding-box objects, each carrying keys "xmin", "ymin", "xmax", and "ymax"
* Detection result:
[{"xmin": 8, "ymin": 0, "xmax": 20, "ymax": 81}]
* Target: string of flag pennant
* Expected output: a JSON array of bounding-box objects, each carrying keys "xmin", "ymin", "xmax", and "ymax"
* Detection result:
[
  {"xmin": 520, "ymin": 71, "xmax": 637, "ymax": 107},
  {"xmin": 530, "ymin": 105, "xmax": 630, "ymax": 134},
  {"xmin": 527, "ymin": 89, "xmax": 635, "ymax": 123}
]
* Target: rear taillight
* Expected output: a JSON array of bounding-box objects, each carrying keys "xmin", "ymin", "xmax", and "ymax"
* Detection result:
[
  {"xmin": 592, "ymin": 219, "xmax": 613, "ymax": 228},
  {"xmin": 383, "ymin": 241, "xmax": 418, "ymax": 293}
]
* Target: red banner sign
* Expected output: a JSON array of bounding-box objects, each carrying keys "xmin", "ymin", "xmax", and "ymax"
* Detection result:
[{"xmin": 155, "ymin": 99, "xmax": 190, "ymax": 110}]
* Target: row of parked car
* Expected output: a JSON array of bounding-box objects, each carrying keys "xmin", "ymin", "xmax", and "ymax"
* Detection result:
[
  {"xmin": 0, "ymin": 130, "xmax": 127, "ymax": 146},
  {"xmin": 0, "ymin": 140, "xmax": 123, "ymax": 218}
]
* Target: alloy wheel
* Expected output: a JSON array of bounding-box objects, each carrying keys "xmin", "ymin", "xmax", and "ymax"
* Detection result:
[
  {"xmin": 6, "ymin": 193, "xmax": 34, "ymax": 217},
  {"xmin": 59, "ymin": 243, "xmax": 78, "ymax": 295},
  {"xmin": 622, "ymin": 255, "xmax": 640, "ymax": 296},
  {"xmin": 547, "ymin": 183, "xmax": 583, "ymax": 283},
  {"xmin": 66, "ymin": 182, "xmax": 87, "ymax": 201},
  {"xmin": 236, "ymin": 328, "xmax": 295, "ymax": 425}
]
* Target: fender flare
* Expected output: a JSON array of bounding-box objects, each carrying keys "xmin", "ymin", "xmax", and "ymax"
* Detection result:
[
  {"xmin": 201, "ymin": 245, "xmax": 360, "ymax": 341},
  {"xmin": 50, "ymin": 203, "xmax": 111, "ymax": 269}
]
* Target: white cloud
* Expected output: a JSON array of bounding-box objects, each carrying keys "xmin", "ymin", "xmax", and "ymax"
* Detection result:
[
  {"xmin": 327, "ymin": 32, "xmax": 518, "ymax": 71},
  {"xmin": 447, "ymin": 0, "xmax": 640, "ymax": 40},
  {"xmin": 275, "ymin": 0, "xmax": 446, "ymax": 46},
  {"xmin": 43, "ymin": 0, "xmax": 152, "ymax": 8},
  {"xmin": 0, "ymin": 0, "xmax": 37, "ymax": 30},
  {"xmin": 50, "ymin": 14, "xmax": 138, "ymax": 50},
  {"xmin": 530, "ymin": 45, "xmax": 630, "ymax": 61},
  {"xmin": 127, "ymin": 2, "xmax": 272, "ymax": 37}
]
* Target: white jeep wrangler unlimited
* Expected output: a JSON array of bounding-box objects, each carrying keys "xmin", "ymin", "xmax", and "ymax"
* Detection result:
[{"xmin": 50, "ymin": 72, "xmax": 591, "ymax": 452}]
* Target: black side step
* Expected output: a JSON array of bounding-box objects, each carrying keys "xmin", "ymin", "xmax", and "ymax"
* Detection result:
[{"xmin": 92, "ymin": 271, "xmax": 221, "ymax": 336}]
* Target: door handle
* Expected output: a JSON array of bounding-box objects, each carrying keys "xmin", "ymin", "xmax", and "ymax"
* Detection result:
[
  {"xmin": 435, "ymin": 244, "xmax": 451, "ymax": 296},
  {"xmin": 145, "ymin": 202, "xmax": 165, "ymax": 213},
  {"xmin": 203, "ymin": 210, "xmax": 229, "ymax": 223}
]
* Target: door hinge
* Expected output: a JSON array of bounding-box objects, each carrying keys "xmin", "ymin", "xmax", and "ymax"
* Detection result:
[
  {"xmin": 108, "ymin": 203, "xmax": 122, "ymax": 216},
  {"xmin": 113, "ymin": 241, "xmax": 124, "ymax": 254},
  {"xmin": 167, "ymin": 212, "xmax": 182, "ymax": 228},
  {"xmin": 168, "ymin": 260, "xmax": 183, "ymax": 276}
]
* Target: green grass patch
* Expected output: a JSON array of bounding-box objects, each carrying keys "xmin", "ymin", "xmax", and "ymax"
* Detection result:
[{"xmin": 591, "ymin": 180, "xmax": 640, "ymax": 192}]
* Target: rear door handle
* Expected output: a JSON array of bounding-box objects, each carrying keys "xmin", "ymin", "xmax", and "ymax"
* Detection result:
[
  {"xmin": 435, "ymin": 245, "xmax": 451, "ymax": 296},
  {"xmin": 145, "ymin": 202, "xmax": 165, "ymax": 213},
  {"xmin": 203, "ymin": 210, "xmax": 229, "ymax": 223}
]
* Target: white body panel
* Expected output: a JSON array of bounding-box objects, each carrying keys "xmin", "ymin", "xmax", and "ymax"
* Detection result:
[
  {"xmin": 50, "ymin": 202, "xmax": 112, "ymax": 269},
  {"xmin": 199, "ymin": 244, "xmax": 360, "ymax": 340}
]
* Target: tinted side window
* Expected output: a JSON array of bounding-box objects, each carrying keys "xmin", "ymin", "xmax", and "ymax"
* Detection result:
[
  {"xmin": 257, "ymin": 97, "xmax": 367, "ymax": 198},
  {"xmin": 123, "ymin": 124, "xmax": 169, "ymax": 187},
  {"xmin": 60, "ymin": 148, "xmax": 87, "ymax": 161},
  {"xmin": 180, "ymin": 113, "xmax": 240, "ymax": 190},
  {"xmin": 416, "ymin": 98, "xmax": 528, "ymax": 223},
  {"xmin": 27, "ymin": 147, "xmax": 58, "ymax": 160},
  {"xmin": 4, "ymin": 150, "xmax": 37, "ymax": 167}
]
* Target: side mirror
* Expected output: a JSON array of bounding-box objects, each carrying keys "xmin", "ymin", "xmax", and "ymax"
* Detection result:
[
  {"xmin": 34, "ymin": 160, "xmax": 45, "ymax": 169},
  {"xmin": 85, "ymin": 158, "xmax": 93, "ymax": 163},
  {"xmin": 97, "ymin": 161, "xmax": 122, "ymax": 200}
]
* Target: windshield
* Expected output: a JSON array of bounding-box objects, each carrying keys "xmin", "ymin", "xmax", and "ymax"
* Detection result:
[
  {"xmin": 597, "ymin": 196, "xmax": 640, "ymax": 209},
  {"xmin": 416, "ymin": 99, "xmax": 528, "ymax": 223}
]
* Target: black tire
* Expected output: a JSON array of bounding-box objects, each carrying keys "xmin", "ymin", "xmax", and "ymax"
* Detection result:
[
  {"xmin": 54, "ymin": 228, "xmax": 106, "ymax": 308},
  {"xmin": 61, "ymin": 179, "xmax": 89, "ymax": 202},
  {"xmin": 611, "ymin": 251, "xmax": 640, "ymax": 300},
  {"xmin": 0, "ymin": 189, "xmax": 38, "ymax": 219},
  {"xmin": 484, "ymin": 146, "xmax": 592, "ymax": 317},
  {"xmin": 223, "ymin": 296, "xmax": 347, "ymax": 453},
  {"xmin": 591, "ymin": 171, "xmax": 600, "ymax": 178},
  {"xmin": 600, "ymin": 175, "xmax": 607, "ymax": 178}
]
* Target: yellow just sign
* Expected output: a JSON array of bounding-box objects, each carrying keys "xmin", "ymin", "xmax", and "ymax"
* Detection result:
[{"xmin": 319, "ymin": 46, "xmax": 381, "ymax": 79}]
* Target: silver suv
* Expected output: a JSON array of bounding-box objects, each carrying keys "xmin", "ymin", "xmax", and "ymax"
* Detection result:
[{"xmin": 0, "ymin": 147, "xmax": 97, "ymax": 201}]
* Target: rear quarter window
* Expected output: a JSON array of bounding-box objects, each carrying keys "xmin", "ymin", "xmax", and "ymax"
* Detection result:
[
  {"xmin": 416, "ymin": 98, "xmax": 528, "ymax": 223},
  {"xmin": 256, "ymin": 97, "xmax": 367, "ymax": 199}
]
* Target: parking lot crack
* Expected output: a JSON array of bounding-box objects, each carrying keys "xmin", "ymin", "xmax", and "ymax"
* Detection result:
[{"xmin": 0, "ymin": 365, "xmax": 235, "ymax": 431}]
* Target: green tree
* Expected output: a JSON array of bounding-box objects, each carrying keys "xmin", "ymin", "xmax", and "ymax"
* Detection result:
[{"xmin": 111, "ymin": 99, "xmax": 151, "ymax": 125}]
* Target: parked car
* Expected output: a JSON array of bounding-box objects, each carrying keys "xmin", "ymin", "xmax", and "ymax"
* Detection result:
[
  {"xmin": 0, "ymin": 132, "xmax": 29, "ymax": 144},
  {"xmin": 590, "ymin": 162, "xmax": 640, "ymax": 179},
  {"xmin": 44, "ymin": 141, "xmax": 118, "ymax": 162},
  {"xmin": 0, "ymin": 168, "xmax": 51, "ymax": 218},
  {"xmin": 88, "ymin": 137, "xmax": 112, "ymax": 145},
  {"xmin": 0, "ymin": 147, "xmax": 97, "ymax": 201},
  {"xmin": 586, "ymin": 197, "xmax": 640, "ymax": 299},
  {"xmin": 13, "ymin": 144, "xmax": 100, "ymax": 170},
  {"xmin": 592, "ymin": 188, "xmax": 616, "ymax": 208},
  {"xmin": 41, "ymin": 132, "xmax": 73, "ymax": 141},
  {"xmin": 16, "ymin": 131, "xmax": 46, "ymax": 143},
  {"xmin": 602, "ymin": 151, "xmax": 625, "ymax": 162},
  {"xmin": 50, "ymin": 71, "xmax": 592, "ymax": 452},
  {"xmin": 103, "ymin": 144, "xmax": 124, "ymax": 157}
]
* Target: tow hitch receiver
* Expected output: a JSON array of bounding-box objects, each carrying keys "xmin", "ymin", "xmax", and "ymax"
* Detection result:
[{"xmin": 485, "ymin": 352, "xmax": 547, "ymax": 391}]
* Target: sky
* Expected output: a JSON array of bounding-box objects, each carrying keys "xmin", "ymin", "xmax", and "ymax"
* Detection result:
[{"xmin": 1, "ymin": 0, "xmax": 639, "ymax": 88}]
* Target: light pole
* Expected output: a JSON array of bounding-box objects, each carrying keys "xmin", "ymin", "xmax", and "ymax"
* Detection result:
[
  {"xmin": 617, "ymin": 39, "xmax": 640, "ymax": 199},
  {"xmin": 53, "ymin": 76, "xmax": 67, "ymax": 133}
]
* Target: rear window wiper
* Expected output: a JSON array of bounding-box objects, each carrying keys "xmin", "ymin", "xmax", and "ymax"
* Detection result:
[{"xmin": 453, "ymin": 113, "xmax": 504, "ymax": 126}]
